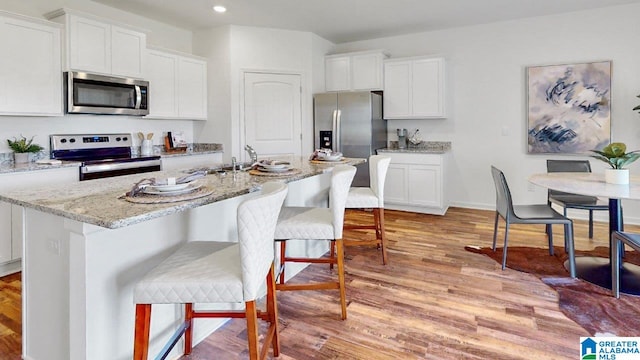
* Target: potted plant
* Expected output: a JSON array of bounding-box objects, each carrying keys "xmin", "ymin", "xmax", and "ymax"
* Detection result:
[
  {"xmin": 7, "ymin": 135, "xmax": 44, "ymax": 164},
  {"xmin": 590, "ymin": 142, "xmax": 640, "ymax": 184}
]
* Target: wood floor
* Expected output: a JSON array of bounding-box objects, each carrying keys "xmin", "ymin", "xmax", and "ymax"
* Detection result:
[{"xmin": 0, "ymin": 207, "xmax": 635, "ymax": 359}]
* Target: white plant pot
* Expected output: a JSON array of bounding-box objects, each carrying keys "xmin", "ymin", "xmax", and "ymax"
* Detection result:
[
  {"xmin": 605, "ymin": 168, "xmax": 629, "ymax": 184},
  {"xmin": 13, "ymin": 152, "xmax": 30, "ymax": 164}
]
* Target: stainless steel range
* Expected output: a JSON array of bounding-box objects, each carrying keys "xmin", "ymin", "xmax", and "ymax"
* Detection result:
[{"xmin": 50, "ymin": 133, "xmax": 161, "ymax": 181}]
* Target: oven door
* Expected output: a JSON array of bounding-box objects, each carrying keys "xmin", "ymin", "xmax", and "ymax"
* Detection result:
[
  {"xmin": 66, "ymin": 72, "xmax": 149, "ymax": 116},
  {"xmin": 80, "ymin": 158, "xmax": 161, "ymax": 181}
]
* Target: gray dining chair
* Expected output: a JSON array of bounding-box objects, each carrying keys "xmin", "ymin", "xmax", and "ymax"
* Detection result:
[
  {"xmin": 546, "ymin": 160, "xmax": 608, "ymax": 239},
  {"xmin": 611, "ymin": 231, "xmax": 640, "ymax": 298},
  {"xmin": 491, "ymin": 166, "xmax": 576, "ymax": 277}
]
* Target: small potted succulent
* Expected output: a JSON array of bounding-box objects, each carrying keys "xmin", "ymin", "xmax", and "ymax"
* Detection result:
[
  {"xmin": 590, "ymin": 142, "xmax": 640, "ymax": 184},
  {"xmin": 7, "ymin": 135, "xmax": 44, "ymax": 164}
]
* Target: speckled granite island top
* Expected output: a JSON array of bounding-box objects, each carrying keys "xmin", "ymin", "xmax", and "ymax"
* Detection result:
[
  {"xmin": 378, "ymin": 141, "xmax": 451, "ymax": 154},
  {"xmin": 0, "ymin": 156, "xmax": 364, "ymax": 229}
]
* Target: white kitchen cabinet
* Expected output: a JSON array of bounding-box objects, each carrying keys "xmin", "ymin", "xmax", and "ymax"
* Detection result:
[
  {"xmin": 325, "ymin": 50, "xmax": 387, "ymax": 92},
  {"xmin": 47, "ymin": 9, "xmax": 146, "ymax": 79},
  {"xmin": 383, "ymin": 56, "xmax": 445, "ymax": 119},
  {"xmin": 161, "ymin": 153, "xmax": 223, "ymax": 171},
  {"xmin": 0, "ymin": 167, "xmax": 79, "ymax": 276},
  {"xmin": 145, "ymin": 47, "xmax": 208, "ymax": 120},
  {"xmin": 381, "ymin": 151, "xmax": 449, "ymax": 215},
  {"xmin": 0, "ymin": 11, "xmax": 62, "ymax": 116}
]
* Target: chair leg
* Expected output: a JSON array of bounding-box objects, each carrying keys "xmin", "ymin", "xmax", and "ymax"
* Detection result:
[
  {"xmin": 565, "ymin": 223, "xmax": 576, "ymax": 278},
  {"xmin": 547, "ymin": 224, "xmax": 554, "ymax": 256},
  {"xmin": 501, "ymin": 223, "xmax": 510, "ymax": 270},
  {"xmin": 279, "ymin": 241, "xmax": 286, "ymax": 284},
  {"xmin": 245, "ymin": 300, "xmax": 259, "ymax": 360},
  {"xmin": 612, "ymin": 234, "xmax": 621, "ymax": 298},
  {"xmin": 492, "ymin": 212, "xmax": 499, "ymax": 251},
  {"xmin": 329, "ymin": 241, "xmax": 335, "ymax": 270},
  {"xmin": 588, "ymin": 210, "xmax": 594, "ymax": 239},
  {"xmin": 336, "ymin": 238, "xmax": 347, "ymax": 320},
  {"xmin": 184, "ymin": 303, "xmax": 193, "ymax": 354},
  {"xmin": 377, "ymin": 208, "xmax": 388, "ymax": 265},
  {"xmin": 133, "ymin": 304, "xmax": 151, "ymax": 360},
  {"xmin": 266, "ymin": 264, "xmax": 280, "ymax": 356}
]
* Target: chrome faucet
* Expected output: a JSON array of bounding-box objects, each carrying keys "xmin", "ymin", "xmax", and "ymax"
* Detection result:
[
  {"xmin": 245, "ymin": 145, "xmax": 258, "ymax": 164},
  {"xmin": 231, "ymin": 156, "xmax": 237, "ymax": 173}
]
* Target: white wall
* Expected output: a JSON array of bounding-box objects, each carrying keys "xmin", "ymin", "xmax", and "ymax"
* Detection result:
[
  {"xmin": 194, "ymin": 25, "xmax": 333, "ymax": 162},
  {"xmin": 0, "ymin": 0, "xmax": 197, "ymax": 153},
  {"xmin": 332, "ymin": 3, "xmax": 640, "ymax": 223}
]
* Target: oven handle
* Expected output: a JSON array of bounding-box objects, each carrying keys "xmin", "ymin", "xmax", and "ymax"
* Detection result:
[
  {"xmin": 134, "ymin": 85, "xmax": 142, "ymax": 109},
  {"xmin": 81, "ymin": 159, "xmax": 161, "ymax": 174}
]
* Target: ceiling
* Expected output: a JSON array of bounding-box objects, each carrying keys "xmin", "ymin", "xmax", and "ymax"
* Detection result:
[{"xmin": 94, "ymin": 0, "xmax": 640, "ymax": 43}]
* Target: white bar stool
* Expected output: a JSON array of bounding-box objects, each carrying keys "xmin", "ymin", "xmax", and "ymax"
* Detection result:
[
  {"xmin": 274, "ymin": 165, "xmax": 356, "ymax": 320},
  {"xmin": 132, "ymin": 182, "xmax": 288, "ymax": 360},
  {"xmin": 343, "ymin": 155, "xmax": 391, "ymax": 264}
]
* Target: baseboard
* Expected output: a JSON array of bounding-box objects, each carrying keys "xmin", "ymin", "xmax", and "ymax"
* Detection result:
[{"xmin": 0, "ymin": 259, "xmax": 21, "ymax": 277}]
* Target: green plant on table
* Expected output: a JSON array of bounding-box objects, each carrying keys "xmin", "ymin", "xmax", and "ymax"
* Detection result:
[
  {"xmin": 590, "ymin": 142, "xmax": 640, "ymax": 169},
  {"xmin": 7, "ymin": 135, "xmax": 44, "ymax": 153}
]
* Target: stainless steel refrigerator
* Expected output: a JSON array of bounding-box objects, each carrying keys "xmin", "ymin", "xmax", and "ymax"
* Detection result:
[{"xmin": 313, "ymin": 91, "xmax": 386, "ymax": 187}]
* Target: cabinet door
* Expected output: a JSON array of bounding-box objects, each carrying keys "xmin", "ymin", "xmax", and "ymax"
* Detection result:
[
  {"xmin": 351, "ymin": 53, "xmax": 383, "ymax": 91},
  {"xmin": 145, "ymin": 50, "xmax": 178, "ymax": 117},
  {"xmin": 412, "ymin": 58, "xmax": 445, "ymax": 117},
  {"xmin": 69, "ymin": 14, "xmax": 110, "ymax": 74},
  {"xmin": 111, "ymin": 26, "xmax": 145, "ymax": 78},
  {"xmin": 0, "ymin": 203, "xmax": 12, "ymax": 264},
  {"xmin": 0, "ymin": 15, "xmax": 62, "ymax": 115},
  {"xmin": 11, "ymin": 205, "xmax": 23, "ymax": 260},
  {"xmin": 383, "ymin": 61, "xmax": 412, "ymax": 119},
  {"xmin": 408, "ymin": 165, "xmax": 441, "ymax": 207},
  {"xmin": 325, "ymin": 56, "xmax": 350, "ymax": 92},
  {"xmin": 178, "ymin": 57, "xmax": 207, "ymax": 119},
  {"xmin": 384, "ymin": 164, "xmax": 409, "ymax": 204}
]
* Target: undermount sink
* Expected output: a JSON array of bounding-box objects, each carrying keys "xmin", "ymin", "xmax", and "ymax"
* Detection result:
[{"xmin": 186, "ymin": 162, "xmax": 254, "ymax": 174}]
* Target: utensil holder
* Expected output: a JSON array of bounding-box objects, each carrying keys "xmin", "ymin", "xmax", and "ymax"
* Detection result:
[{"xmin": 141, "ymin": 140, "xmax": 153, "ymax": 156}]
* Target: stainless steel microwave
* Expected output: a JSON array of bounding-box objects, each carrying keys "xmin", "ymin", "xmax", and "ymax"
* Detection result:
[{"xmin": 65, "ymin": 72, "xmax": 149, "ymax": 116}]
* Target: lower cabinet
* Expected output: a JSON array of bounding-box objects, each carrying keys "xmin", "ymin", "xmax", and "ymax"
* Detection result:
[
  {"xmin": 0, "ymin": 167, "xmax": 78, "ymax": 276},
  {"xmin": 381, "ymin": 151, "xmax": 449, "ymax": 215}
]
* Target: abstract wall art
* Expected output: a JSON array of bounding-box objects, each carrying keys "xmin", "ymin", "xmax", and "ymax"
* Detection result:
[{"xmin": 527, "ymin": 61, "xmax": 611, "ymax": 154}]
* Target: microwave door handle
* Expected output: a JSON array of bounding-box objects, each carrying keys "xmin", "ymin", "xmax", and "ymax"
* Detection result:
[{"xmin": 134, "ymin": 85, "xmax": 142, "ymax": 109}]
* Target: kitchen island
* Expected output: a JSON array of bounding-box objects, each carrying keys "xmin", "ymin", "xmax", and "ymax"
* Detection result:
[{"xmin": 0, "ymin": 156, "xmax": 364, "ymax": 360}]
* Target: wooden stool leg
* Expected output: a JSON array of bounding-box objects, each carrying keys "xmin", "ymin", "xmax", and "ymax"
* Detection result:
[
  {"xmin": 266, "ymin": 264, "xmax": 280, "ymax": 356},
  {"xmin": 336, "ymin": 239, "xmax": 347, "ymax": 320},
  {"xmin": 377, "ymin": 208, "xmax": 388, "ymax": 265},
  {"xmin": 245, "ymin": 300, "xmax": 259, "ymax": 360},
  {"xmin": 330, "ymin": 241, "xmax": 335, "ymax": 270},
  {"xmin": 133, "ymin": 304, "xmax": 151, "ymax": 360},
  {"xmin": 279, "ymin": 241, "xmax": 287, "ymax": 284},
  {"xmin": 184, "ymin": 303, "xmax": 193, "ymax": 354}
]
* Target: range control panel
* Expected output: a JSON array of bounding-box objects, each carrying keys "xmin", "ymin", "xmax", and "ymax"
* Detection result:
[{"xmin": 50, "ymin": 133, "xmax": 132, "ymax": 150}]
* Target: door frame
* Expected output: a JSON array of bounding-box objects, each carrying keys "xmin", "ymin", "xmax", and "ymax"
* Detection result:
[{"xmin": 239, "ymin": 68, "xmax": 307, "ymax": 162}]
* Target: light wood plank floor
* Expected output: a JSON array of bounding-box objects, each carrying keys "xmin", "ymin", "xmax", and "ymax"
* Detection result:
[{"xmin": 0, "ymin": 207, "xmax": 635, "ymax": 359}]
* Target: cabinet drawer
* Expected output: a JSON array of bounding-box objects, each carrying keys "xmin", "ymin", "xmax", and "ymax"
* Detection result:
[{"xmin": 382, "ymin": 152, "xmax": 442, "ymax": 165}]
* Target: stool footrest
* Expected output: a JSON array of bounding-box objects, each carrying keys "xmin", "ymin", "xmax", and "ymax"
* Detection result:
[
  {"xmin": 156, "ymin": 320, "xmax": 190, "ymax": 360},
  {"xmin": 276, "ymin": 282, "xmax": 340, "ymax": 291},
  {"xmin": 284, "ymin": 256, "xmax": 336, "ymax": 264},
  {"xmin": 344, "ymin": 239, "xmax": 380, "ymax": 246}
]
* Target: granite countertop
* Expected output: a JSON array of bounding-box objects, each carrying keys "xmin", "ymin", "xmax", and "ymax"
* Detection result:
[
  {"xmin": 0, "ymin": 156, "xmax": 365, "ymax": 229},
  {"xmin": 0, "ymin": 159, "xmax": 81, "ymax": 174},
  {"xmin": 157, "ymin": 143, "xmax": 223, "ymax": 158},
  {"xmin": 378, "ymin": 141, "xmax": 452, "ymax": 154}
]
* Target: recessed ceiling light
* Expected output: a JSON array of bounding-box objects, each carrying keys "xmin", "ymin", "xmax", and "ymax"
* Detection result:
[{"xmin": 213, "ymin": 5, "xmax": 227, "ymax": 13}]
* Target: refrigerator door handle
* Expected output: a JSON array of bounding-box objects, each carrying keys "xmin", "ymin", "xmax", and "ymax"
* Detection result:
[
  {"xmin": 332, "ymin": 109, "xmax": 338, "ymax": 151},
  {"xmin": 335, "ymin": 109, "xmax": 342, "ymax": 152}
]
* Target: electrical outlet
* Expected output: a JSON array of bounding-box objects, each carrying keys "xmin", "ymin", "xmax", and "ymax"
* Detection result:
[{"xmin": 47, "ymin": 238, "xmax": 61, "ymax": 255}]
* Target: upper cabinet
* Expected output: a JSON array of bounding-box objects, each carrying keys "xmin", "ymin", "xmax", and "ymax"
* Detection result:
[
  {"xmin": 0, "ymin": 11, "xmax": 62, "ymax": 116},
  {"xmin": 46, "ymin": 9, "xmax": 146, "ymax": 79},
  {"xmin": 325, "ymin": 50, "xmax": 387, "ymax": 92},
  {"xmin": 383, "ymin": 56, "xmax": 446, "ymax": 119},
  {"xmin": 145, "ymin": 47, "xmax": 208, "ymax": 120}
]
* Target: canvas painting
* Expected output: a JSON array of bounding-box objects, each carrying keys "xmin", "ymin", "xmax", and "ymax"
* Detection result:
[{"xmin": 527, "ymin": 61, "xmax": 611, "ymax": 154}]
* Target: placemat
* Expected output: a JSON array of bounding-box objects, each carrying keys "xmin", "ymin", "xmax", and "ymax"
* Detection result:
[
  {"xmin": 309, "ymin": 158, "xmax": 348, "ymax": 164},
  {"xmin": 121, "ymin": 186, "xmax": 214, "ymax": 204},
  {"xmin": 248, "ymin": 168, "xmax": 301, "ymax": 177}
]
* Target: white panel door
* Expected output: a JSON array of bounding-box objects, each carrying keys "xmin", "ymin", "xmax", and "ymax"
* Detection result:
[{"xmin": 243, "ymin": 72, "xmax": 302, "ymax": 158}]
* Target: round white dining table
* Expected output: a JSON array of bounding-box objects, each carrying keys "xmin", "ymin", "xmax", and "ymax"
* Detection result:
[{"xmin": 529, "ymin": 172, "xmax": 640, "ymax": 295}]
